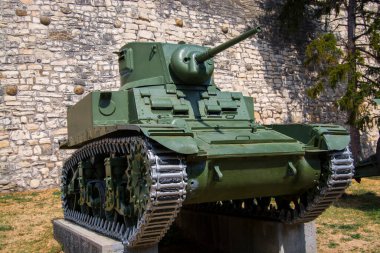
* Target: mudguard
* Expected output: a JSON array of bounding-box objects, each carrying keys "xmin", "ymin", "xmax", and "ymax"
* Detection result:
[
  {"xmin": 267, "ymin": 124, "xmax": 350, "ymax": 151},
  {"xmin": 147, "ymin": 135, "xmax": 199, "ymax": 154},
  {"xmin": 139, "ymin": 127, "xmax": 199, "ymax": 155},
  {"xmin": 316, "ymin": 127, "xmax": 350, "ymax": 151}
]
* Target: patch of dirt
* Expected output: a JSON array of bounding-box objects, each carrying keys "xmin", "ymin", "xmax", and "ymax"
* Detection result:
[{"xmin": 0, "ymin": 188, "xmax": 63, "ymax": 253}]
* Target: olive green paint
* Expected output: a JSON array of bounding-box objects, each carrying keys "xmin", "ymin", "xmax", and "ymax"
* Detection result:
[{"xmin": 62, "ymin": 27, "xmax": 351, "ymax": 203}]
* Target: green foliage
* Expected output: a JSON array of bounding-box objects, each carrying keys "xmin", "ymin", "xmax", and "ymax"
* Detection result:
[
  {"xmin": 313, "ymin": 0, "xmax": 344, "ymax": 17},
  {"xmin": 287, "ymin": 0, "xmax": 380, "ymax": 131},
  {"xmin": 305, "ymin": 32, "xmax": 378, "ymax": 129},
  {"xmin": 277, "ymin": 0, "xmax": 380, "ymax": 132},
  {"xmin": 304, "ymin": 33, "xmax": 348, "ymax": 98},
  {"xmin": 369, "ymin": 22, "xmax": 380, "ymax": 54},
  {"xmin": 278, "ymin": 0, "xmax": 308, "ymax": 35},
  {"xmin": 366, "ymin": 16, "xmax": 380, "ymax": 84},
  {"xmin": 278, "ymin": 0, "xmax": 346, "ymax": 36},
  {"xmin": 305, "ymin": 33, "xmax": 342, "ymax": 69}
]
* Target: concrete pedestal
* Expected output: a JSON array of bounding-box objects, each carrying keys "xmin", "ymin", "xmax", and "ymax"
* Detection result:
[
  {"xmin": 176, "ymin": 210, "xmax": 317, "ymax": 253},
  {"xmin": 53, "ymin": 219, "xmax": 158, "ymax": 253}
]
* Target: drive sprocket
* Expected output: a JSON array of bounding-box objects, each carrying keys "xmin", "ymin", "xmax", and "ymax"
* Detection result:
[{"xmin": 126, "ymin": 138, "xmax": 152, "ymax": 220}]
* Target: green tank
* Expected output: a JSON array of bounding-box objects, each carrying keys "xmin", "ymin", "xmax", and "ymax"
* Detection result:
[{"xmin": 60, "ymin": 27, "xmax": 354, "ymax": 248}]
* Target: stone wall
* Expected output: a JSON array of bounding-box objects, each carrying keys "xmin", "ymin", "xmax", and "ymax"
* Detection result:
[{"xmin": 0, "ymin": 0, "xmax": 377, "ymax": 192}]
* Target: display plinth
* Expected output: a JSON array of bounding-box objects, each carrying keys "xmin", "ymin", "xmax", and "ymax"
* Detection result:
[
  {"xmin": 176, "ymin": 210, "xmax": 317, "ymax": 253},
  {"xmin": 53, "ymin": 219, "xmax": 158, "ymax": 253}
]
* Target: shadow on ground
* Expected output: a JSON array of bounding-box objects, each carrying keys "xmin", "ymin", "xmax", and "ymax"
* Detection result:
[
  {"xmin": 159, "ymin": 224, "xmax": 222, "ymax": 253},
  {"xmin": 334, "ymin": 191, "xmax": 380, "ymax": 223}
]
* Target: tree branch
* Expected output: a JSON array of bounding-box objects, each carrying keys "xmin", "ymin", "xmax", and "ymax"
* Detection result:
[
  {"xmin": 355, "ymin": 43, "xmax": 370, "ymax": 46},
  {"xmin": 332, "ymin": 23, "xmax": 349, "ymax": 31},
  {"xmin": 330, "ymin": 16, "xmax": 352, "ymax": 22},
  {"xmin": 357, "ymin": 47, "xmax": 380, "ymax": 61},
  {"xmin": 354, "ymin": 29, "xmax": 372, "ymax": 41},
  {"xmin": 356, "ymin": 23, "xmax": 369, "ymax": 27},
  {"xmin": 361, "ymin": 75, "xmax": 378, "ymax": 84},
  {"xmin": 357, "ymin": 63, "xmax": 380, "ymax": 70},
  {"xmin": 359, "ymin": 10, "xmax": 379, "ymax": 16}
]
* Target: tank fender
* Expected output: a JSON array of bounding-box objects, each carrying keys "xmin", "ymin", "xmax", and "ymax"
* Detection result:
[
  {"xmin": 149, "ymin": 135, "xmax": 199, "ymax": 154},
  {"xmin": 267, "ymin": 124, "xmax": 350, "ymax": 151},
  {"xmin": 140, "ymin": 128, "xmax": 198, "ymax": 154},
  {"xmin": 314, "ymin": 128, "xmax": 350, "ymax": 151}
]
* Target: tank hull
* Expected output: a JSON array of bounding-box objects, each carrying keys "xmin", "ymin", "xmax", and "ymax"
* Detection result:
[{"xmin": 60, "ymin": 88, "xmax": 351, "ymax": 204}]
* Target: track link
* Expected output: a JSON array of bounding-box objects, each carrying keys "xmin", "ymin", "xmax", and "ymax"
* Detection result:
[
  {"xmin": 61, "ymin": 137, "xmax": 187, "ymax": 248},
  {"xmin": 293, "ymin": 148, "xmax": 354, "ymax": 223}
]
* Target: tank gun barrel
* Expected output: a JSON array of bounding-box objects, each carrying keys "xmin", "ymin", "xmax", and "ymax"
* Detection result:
[{"xmin": 195, "ymin": 26, "xmax": 261, "ymax": 63}]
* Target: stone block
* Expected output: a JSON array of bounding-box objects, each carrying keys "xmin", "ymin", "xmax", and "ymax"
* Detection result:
[
  {"xmin": 177, "ymin": 210, "xmax": 317, "ymax": 253},
  {"xmin": 30, "ymin": 179, "xmax": 40, "ymax": 188},
  {"xmin": 0, "ymin": 140, "xmax": 10, "ymax": 148},
  {"xmin": 53, "ymin": 219, "xmax": 158, "ymax": 253}
]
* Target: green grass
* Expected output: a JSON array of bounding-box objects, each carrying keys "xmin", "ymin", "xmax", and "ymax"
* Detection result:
[
  {"xmin": 0, "ymin": 225, "xmax": 13, "ymax": 232},
  {"xmin": 47, "ymin": 245, "xmax": 63, "ymax": 253},
  {"xmin": 316, "ymin": 178, "xmax": 380, "ymax": 252},
  {"xmin": 0, "ymin": 195, "xmax": 33, "ymax": 203},
  {"xmin": 324, "ymin": 223, "xmax": 360, "ymax": 231},
  {"xmin": 328, "ymin": 241, "xmax": 339, "ymax": 248},
  {"xmin": 350, "ymin": 233, "xmax": 362, "ymax": 239},
  {"xmin": 52, "ymin": 191, "xmax": 61, "ymax": 196},
  {"xmin": 335, "ymin": 191, "xmax": 380, "ymax": 224}
]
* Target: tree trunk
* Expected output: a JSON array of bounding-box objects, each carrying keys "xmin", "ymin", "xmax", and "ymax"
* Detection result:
[
  {"xmin": 376, "ymin": 130, "xmax": 380, "ymax": 164},
  {"xmin": 350, "ymin": 124, "xmax": 362, "ymax": 163},
  {"xmin": 347, "ymin": 0, "xmax": 361, "ymax": 163}
]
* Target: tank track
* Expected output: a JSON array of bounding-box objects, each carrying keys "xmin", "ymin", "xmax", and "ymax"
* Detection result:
[
  {"xmin": 61, "ymin": 136, "xmax": 187, "ymax": 248},
  {"xmin": 186, "ymin": 148, "xmax": 354, "ymax": 224}
]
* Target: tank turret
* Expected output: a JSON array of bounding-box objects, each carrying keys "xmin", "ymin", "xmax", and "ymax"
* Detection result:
[
  {"xmin": 118, "ymin": 27, "xmax": 261, "ymax": 88},
  {"xmin": 170, "ymin": 26, "xmax": 261, "ymax": 85}
]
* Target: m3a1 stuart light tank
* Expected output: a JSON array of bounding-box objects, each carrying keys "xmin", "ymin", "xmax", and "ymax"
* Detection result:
[{"xmin": 60, "ymin": 27, "xmax": 354, "ymax": 248}]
